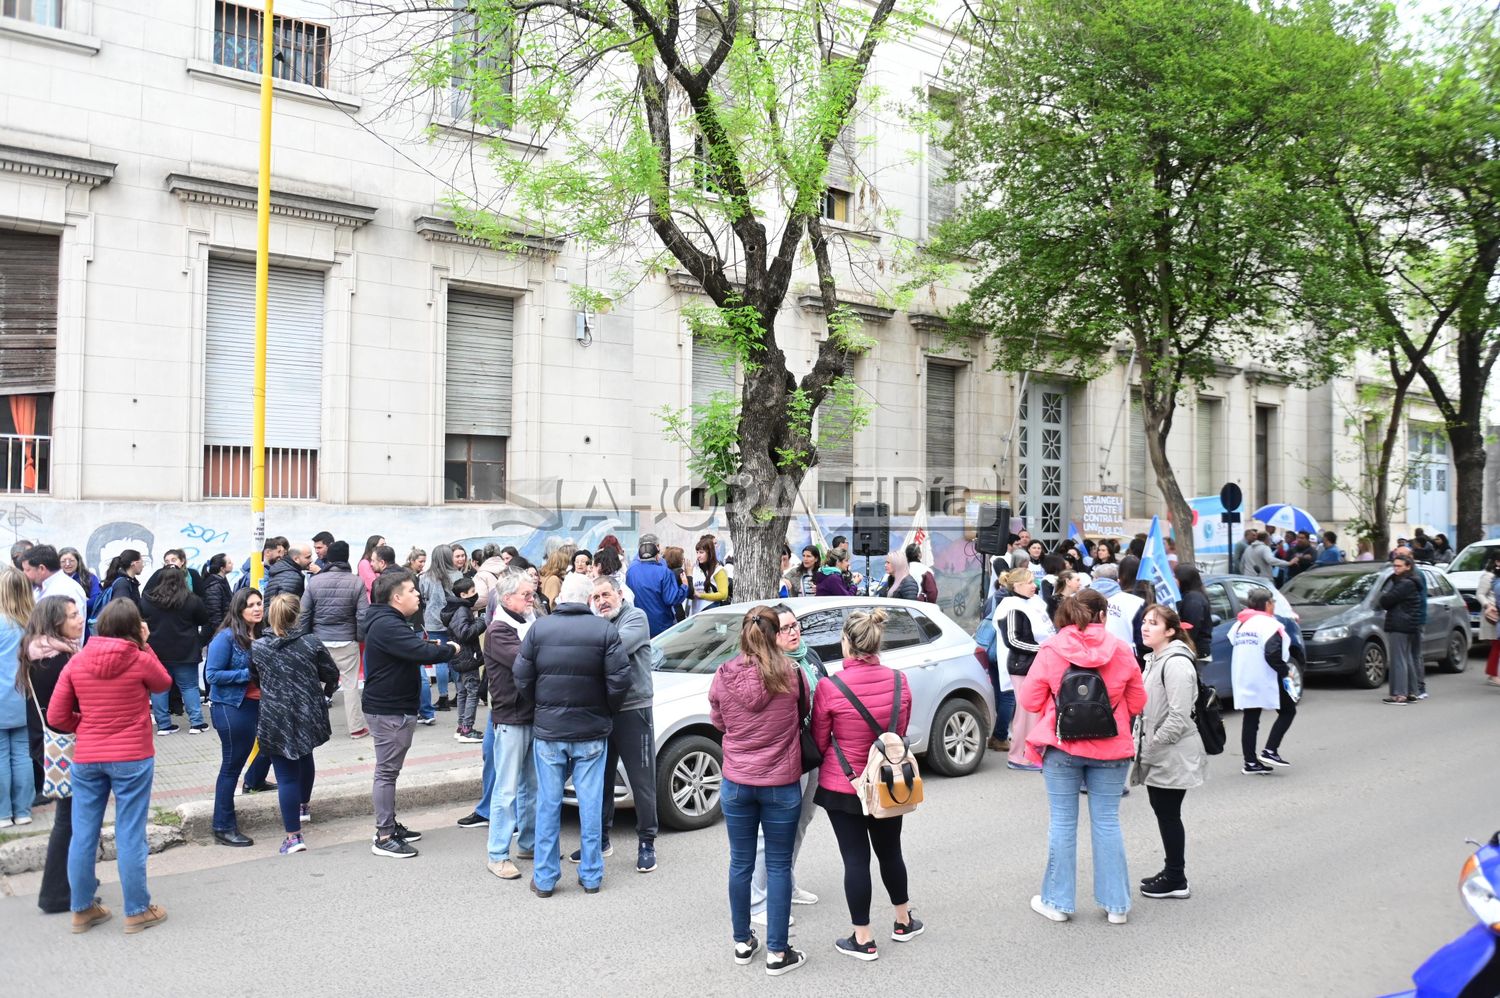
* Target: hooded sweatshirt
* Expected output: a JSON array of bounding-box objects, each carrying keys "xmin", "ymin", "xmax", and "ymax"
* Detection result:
[
  {"xmin": 1019, "ymin": 623, "xmax": 1146, "ymax": 766},
  {"xmin": 709, "ymin": 653, "xmax": 802, "ymax": 787},
  {"xmin": 47, "ymin": 636, "xmax": 173, "ymax": 763}
]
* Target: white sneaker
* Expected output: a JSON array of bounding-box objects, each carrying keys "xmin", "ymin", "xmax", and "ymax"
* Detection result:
[
  {"xmin": 1030, "ymin": 895, "xmax": 1069, "ymax": 922},
  {"xmin": 791, "ymin": 888, "xmax": 819, "ymax": 905},
  {"xmin": 0, "ymin": 818, "xmax": 12, "ymax": 829},
  {"xmin": 1107, "ymin": 911, "xmax": 1128, "ymax": 924},
  {"xmin": 14, "ymin": 816, "xmax": 32, "ymax": 826},
  {"xmin": 750, "ymin": 910, "xmax": 794, "ymax": 927}
]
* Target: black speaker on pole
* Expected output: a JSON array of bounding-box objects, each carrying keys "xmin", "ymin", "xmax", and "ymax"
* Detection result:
[
  {"xmin": 852, "ymin": 502, "xmax": 891, "ymax": 557},
  {"xmin": 975, "ymin": 502, "xmax": 1010, "ymax": 556}
]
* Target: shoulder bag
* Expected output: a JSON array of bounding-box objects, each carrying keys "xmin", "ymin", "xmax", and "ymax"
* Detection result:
[{"xmin": 29, "ymin": 688, "xmax": 75, "ymax": 799}]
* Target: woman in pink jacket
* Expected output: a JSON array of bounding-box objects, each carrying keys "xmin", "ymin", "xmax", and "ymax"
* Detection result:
[
  {"xmin": 1019, "ymin": 589, "xmax": 1146, "ymax": 926},
  {"xmin": 708, "ymin": 605, "xmax": 806, "ymax": 978},
  {"xmin": 811, "ymin": 607, "xmax": 922, "ymax": 962}
]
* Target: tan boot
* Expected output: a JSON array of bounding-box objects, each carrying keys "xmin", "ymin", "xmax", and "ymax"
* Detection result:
[
  {"xmin": 487, "ymin": 859, "xmax": 521, "ymax": 880},
  {"xmin": 70, "ymin": 901, "xmax": 111, "ymax": 934},
  {"xmin": 123, "ymin": 904, "xmax": 168, "ymax": 934}
]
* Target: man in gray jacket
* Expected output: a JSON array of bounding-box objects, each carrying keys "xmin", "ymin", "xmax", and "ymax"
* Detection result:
[
  {"xmin": 1241, "ymin": 531, "xmax": 1290, "ymax": 581},
  {"xmin": 587, "ymin": 574, "xmax": 659, "ymax": 874},
  {"xmin": 300, "ymin": 540, "xmax": 370, "ymax": 737}
]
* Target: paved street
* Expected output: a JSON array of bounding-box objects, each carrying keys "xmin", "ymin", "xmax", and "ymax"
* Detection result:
[{"xmin": 4, "ymin": 658, "xmax": 1497, "ymax": 998}]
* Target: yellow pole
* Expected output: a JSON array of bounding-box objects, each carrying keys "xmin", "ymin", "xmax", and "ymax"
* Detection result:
[{"xmin": 250, "ymin": 0, "xmax": 274, "ymax": 592}]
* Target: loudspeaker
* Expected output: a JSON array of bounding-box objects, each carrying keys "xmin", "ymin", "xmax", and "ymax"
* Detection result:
[
  {"xmin": 852, "ymin": 502, "xmax": 891, "ymax": 557},
  {"xmin": 976, "ymin": 502, "xmax": 1011, "ymax": 556}
]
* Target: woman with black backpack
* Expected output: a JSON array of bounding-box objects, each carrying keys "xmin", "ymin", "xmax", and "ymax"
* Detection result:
[
  {"xmin": 1133, "ymin": 604, "xmax": 1207, "ymax": 901},
  {"xmin": 1019, "ymin": 589, "xmax": 1145, "ymax": 925}
]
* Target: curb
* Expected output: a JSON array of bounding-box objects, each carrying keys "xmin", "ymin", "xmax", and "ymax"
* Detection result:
[
  {"xmin": 0, "ymin": 823, "xmax": 185, "ymax": 877},
  {"xmin": 176, "ymin": 764, "xmax": 484, "ymax": 841}
]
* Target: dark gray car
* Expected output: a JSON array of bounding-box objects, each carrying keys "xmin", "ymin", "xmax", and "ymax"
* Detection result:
[{"xmin": 1282, "ymin": 564, "xmax": 1471, "ymax": 688}]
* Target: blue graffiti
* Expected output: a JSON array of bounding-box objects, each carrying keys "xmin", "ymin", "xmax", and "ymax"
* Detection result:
[{"xmin": 181, "ymin": 523, "xmax": 230, "ymax": 545}]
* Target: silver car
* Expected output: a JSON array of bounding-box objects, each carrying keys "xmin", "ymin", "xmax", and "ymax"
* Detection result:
[{"xmin": 569, "ymin": 596, "xmax": 996, "ymax": 831}]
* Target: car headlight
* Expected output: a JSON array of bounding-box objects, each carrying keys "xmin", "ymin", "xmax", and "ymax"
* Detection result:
[
  {"xmin": 1311, "ymin": 626, "xmax": 1348, "ymax": 642},
  {"xmin": 1460, "ymin": 854, "xmax": 1500, "ymax": 931}
]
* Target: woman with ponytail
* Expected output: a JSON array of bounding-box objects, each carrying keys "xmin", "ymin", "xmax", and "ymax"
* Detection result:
[
  {"xmin": 20, "ymin": 595, "xmax": 85, "ymax": 912},
  {"xmin": 708, "ymin": 605, "xmax": 806, "ymax": 977},
  {"xmin": 103, "ymin": 549, "xmax": 145, "ymax": 607}
]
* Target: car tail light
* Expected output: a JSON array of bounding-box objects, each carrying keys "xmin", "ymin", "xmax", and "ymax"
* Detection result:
[{"xmin": 973, "ymin": 646, "xmax": 989, "ymax": 670}]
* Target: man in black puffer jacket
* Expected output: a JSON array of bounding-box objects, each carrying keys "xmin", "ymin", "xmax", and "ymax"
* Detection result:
[
  {"xmin": 514, "ymin": 573, "xmax": 629, "ymax": 897},
  {"xmin": 1378, "ymin": 555, "xmax": 1428, "ymax": 705}
]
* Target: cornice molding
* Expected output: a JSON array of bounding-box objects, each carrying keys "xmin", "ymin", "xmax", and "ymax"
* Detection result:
[
  {"xmin": 796, "ymin": 294, "xmax": 895, "ymax": 324},
  {"xmin": 166, "ymin": 173, "xmax": 377, "ymax": 228},
  {"xmin": 413, "ymin": 214, "xmax": 563, "ymax": 257},
  {"xmin": 0, "ymin": 144, "xmax": 115, "ymax": 188}
]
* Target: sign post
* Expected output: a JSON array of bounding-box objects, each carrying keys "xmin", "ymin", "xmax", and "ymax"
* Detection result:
[{"xmin": 1219, "ymin": 482, "xmax": 1243, "ymax": 572}]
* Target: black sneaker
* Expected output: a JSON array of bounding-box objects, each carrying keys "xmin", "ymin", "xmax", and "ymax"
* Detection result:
[
  {"xmin": 242, "ymin": 781, "xmax": 277, "ymax": 794},
  {"xmin": 1139, "ymin": 869, "xmax": 1167, "ymax": 887},
  {"xmin": 891, "ymin": 912, "xmax": 924, "ymax": 942},
  {"xmin": 392, "ymin": 822, "xmax": 422, "ymax": 842},
  {"xmin": 1260, "ymin": 749, "xmax": 1291, "ymax": 767},
  {"xmin": 835, "ymin": 934, "xmax": 879, "ymax": 961},
  {"xmin": 765, "ymin": 947, "xmax": 806, "ymax": 977},
  {"xmin": 157, "ymin": 724, "xmax": 180, "ymax": 735},
  {"xmin": 188, "ymin": 723, "xmax": 209, "ymax": 734},
  {"xmin": 734, "ymin": 933, "xmax": 760, "ymax": 966},
  {"xmin": 1241, "ymin": 761, "xmax": 1274, "ymax": 775},
  {"xmin": 636, "ymin": 844, "xmax": 657, "ymax": 873},
  {"xmin": 456, "ymin": 811, "xmax": 488, "ymax": 828},
  {"xmin": 371, "ymin": 836, "xmax": 418, "ymax": 859},
  {"xmin": 568, "ymin": 841, "xmax": 612, "ymax": 862},
  {"xmin": 577, "ymin": 879, "xmax": 601, "ymax": 895},
  {"xmin": 1140, "ymin": 874, "xmax": 1191, "ymax": 899}
]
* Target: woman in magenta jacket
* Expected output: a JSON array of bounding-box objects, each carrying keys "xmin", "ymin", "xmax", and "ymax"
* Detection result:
[
  {"xmin": 811, "ymin": 607, "xmax": 922, "ymax": 962},
  {"xmin": 1019, "ymin": 589, "xmax": 1146, "ymax": 926},
  {"xmin": 708, "ymin": 605, "xmax": 807, "ymax": 977}
]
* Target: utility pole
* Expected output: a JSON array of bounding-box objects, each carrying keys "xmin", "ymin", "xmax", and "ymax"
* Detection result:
[{"xmin": 249, "ymin": 0, "xmax": 274, "ymax": 591}]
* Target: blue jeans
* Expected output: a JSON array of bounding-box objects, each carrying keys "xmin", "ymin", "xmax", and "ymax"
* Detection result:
[
  {"xmin": 211, "ymin": 700, "xmax": 258, "ymax": 832},
  {"xmin": 268, "ymin": 754, "xmax": 315, "ymax": 834},
  {"xmin": 486, "ymin": 723, "xmax": 536, "ymax": 861},
  {"xmin": 722, "ymin": 777, "xmax": 801, "ymax": 953},
  {"xmin": 532, "ymin": 738, "xmax": 606, "ymax": 891},
  {"xmin": 475, "ymin": 719, "xmax": 496, "ymax": 816},
  {"xmin": 69, "ymin": 757, "xmax": 155, "ymax": 915},
  {"xmin": 0, "ymin": 725, "xmax": 30, "ymax": 821},
  {"xmin": 429, "ymin": 631, "xmax": 450, "ymax": 699},
  {"xmin": 1040, "ymin": 748, "xmax": 1130, "ymax": 915},
  {"xmin": 418, "ymin": 670, "xmax": 435, "ymax": 720},
  {"xmin": 152, "ymin": 663, "xmax": 204, "ymax": 727},
  {"xmin": 996, "ymin": 689, "xmax": 1016, "ymax": 741}
]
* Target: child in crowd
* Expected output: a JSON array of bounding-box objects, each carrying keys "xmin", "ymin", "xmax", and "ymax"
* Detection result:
[{"xmin": 441, "ymin": 577, "xmax": 488, "ymax": 743}]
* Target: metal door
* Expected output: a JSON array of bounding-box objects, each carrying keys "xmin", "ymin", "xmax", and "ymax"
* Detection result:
[{"xmin": 1017, "ymin": 384, "xmax": 1069, "ymax": 546}]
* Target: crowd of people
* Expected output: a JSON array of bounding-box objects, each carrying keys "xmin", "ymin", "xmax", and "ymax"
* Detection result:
[{"xmin": 1, "ymin": 520, "xmax": 1490, "ymax": 963}]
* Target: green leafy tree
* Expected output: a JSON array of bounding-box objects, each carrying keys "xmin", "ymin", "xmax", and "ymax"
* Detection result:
[
  {"xmin": 397, "ymin": 0, "xmax": 902, "ymax": 597},
  {"xmin": 934, "ymin": 0, "xmax": 1371, "ymax": 561}
]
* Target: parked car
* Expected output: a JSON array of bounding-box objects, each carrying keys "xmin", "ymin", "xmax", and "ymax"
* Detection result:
[
  {"xmin": 566, "ymin": 596, "xmax": 996, "ymax": 831},
  {"xmin": 1280, "ymin": 563, "xmax": 1470, "ymax": 688},
  {"xmin": 1199, "ymin": 574, "xmax": 1306, "ymax": 706},
  {"xmin": 1441, "ymin": 539, "xmax": 1500, "ymax": 643}
]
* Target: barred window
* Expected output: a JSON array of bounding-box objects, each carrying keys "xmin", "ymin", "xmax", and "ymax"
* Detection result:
[{"xmin": 213, "ymin": 1, "xmax": 330, "ymax": 87}]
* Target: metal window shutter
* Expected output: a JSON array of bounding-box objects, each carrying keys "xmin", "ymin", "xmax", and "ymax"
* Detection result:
[
  {"xmin": 0, "ymin": 230, "xmax": 59, "ymax": 394},
  {"xmin": 925, "ymin": 361, "xmax": 955, "ymax": 486},
  {"xmin": 204, "ymin": 259, "xmax": 323, "ymax": 448},
  {"xmin": 817, "ymin": 356, "xmax": 857, "ymax": 475},
  {"xmin": 1130, "ymin": 388, "xmax": 1150, "ymax": 517},
  {"xmin": 927, "ymin": 91, "xmax": 957, "ymax": 226},
  {"xmin": 445, "ymin": 290, "xmax": 514, "ymax": 436},
  {"xmin": 826, "ymin": 122, "xmax": 855, "ymax": 188},
  {"xmin": 1195, "ymin": 398, "xmax": 1217, "ymax": 496},
  {"xmin": 692, "ymin": 338, "xmax": 735, "ymax": 410}
]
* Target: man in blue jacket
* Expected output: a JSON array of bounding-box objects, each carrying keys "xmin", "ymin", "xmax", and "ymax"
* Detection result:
[{"xmin": 624, "ymin": 533, "xmax": 689, "ymax": 636}]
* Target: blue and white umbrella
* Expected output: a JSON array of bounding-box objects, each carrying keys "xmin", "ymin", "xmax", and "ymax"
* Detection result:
[{"xmin": 1251, "ymin": 504, "xmax": 1321, "ymax": 534}]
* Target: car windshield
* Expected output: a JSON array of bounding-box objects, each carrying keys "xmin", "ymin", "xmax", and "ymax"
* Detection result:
[
  {"xmin": 652, "ymin": 613, "xmax": 741, "ymax": 674},
  {"xmin": 1281, "ymin": 570, "xmax": 1381, "ymax": 606},
  {"xmin": 1448, "ymin": 544, "xmax": 1500, "ymax": 573}
]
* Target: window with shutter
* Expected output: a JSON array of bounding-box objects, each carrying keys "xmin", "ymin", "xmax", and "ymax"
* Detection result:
[
  {"xmin": 0, "ymin": 230, "xmax": 59, "ymax": 396},
  {"xmin": 1195, "ymin": 397, "xmax": 1220, "ymax": 497},
  {"xmin": 203, "ymin": 259, "xmax": 323, "ymax": 500},
  {"xmin": 816, "ymin": 357, "xmax": 857, "ymax": 511},
  {"xmin": 925, "ymin": 361, "xmax": 956, "ymax": 514},
  {"xmin": 444, "ymin": 289, "xmax": 514, "ymax": 502},
  {"xmin": 927, "ymin": 89, "xmax": 957, "ymax": 230},
  {"xmin": 691, "ymin": 337, "xmax": 736, "ymax": 504},
  {"xmin": 1129, "ymin": 388, "xmax": 1151, "ymax": 518}
]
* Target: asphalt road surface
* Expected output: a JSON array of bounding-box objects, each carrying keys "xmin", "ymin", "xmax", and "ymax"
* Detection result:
[{"xmin": 5, "ymin": 660, "xmax": 1498, "ymax": 998}]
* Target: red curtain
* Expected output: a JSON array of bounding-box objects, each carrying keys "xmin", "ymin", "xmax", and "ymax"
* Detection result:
[{"xmin": 8, "ymin": 394, "xmax": 36, "ymax": 491}]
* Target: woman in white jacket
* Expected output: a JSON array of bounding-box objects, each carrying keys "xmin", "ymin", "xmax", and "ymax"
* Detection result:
[
  {"xmin": 1133, "ymin": 604, "xmax": 1207, "ymax": 901},
  {"xmin": 994, "ymin": 568, "xmax": 1055, "ymax": 771}
]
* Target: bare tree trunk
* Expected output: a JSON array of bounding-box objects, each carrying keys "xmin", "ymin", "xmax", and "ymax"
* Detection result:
[
  {"xmin": 1140, "ymin": 381, "xmax": 1195, "ymax": 565},
  {"xmin": 1450, "ymin": 424, "xmax": 1489, "ymax": 549}
]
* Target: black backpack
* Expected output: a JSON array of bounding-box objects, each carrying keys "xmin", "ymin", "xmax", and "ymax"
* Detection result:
[
  {"xmin": 1054, "ymin": 664, "xmax": 1118, "ymax": 740},
  {"xmin": 1161, "ymin": 652, "xmax": 1227, "ymax": 756}
]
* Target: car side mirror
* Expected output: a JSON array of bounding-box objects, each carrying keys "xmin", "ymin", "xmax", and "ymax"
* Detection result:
[{"xmin": 1211, "ymin": 614, "xmax": 1223, "ymax": 626}]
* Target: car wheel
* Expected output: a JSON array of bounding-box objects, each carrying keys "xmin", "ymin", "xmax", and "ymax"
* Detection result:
[
  {"xmin": 1440, "ymin": 629, "xmax": 1470, "ymax": 673},
  {"xmin": 924, "ymin": 697, "xmax": 986, "ymax": 777},
  {"xmin": 1353, "ymin": 640, "xmax": 1387, "ymax": 689},
  {"xmin": 656, "ymin": 734, "xmax": 723, "ymax": 831}
]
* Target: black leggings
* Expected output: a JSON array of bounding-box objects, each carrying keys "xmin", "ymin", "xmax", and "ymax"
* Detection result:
[
  {"xmin": 1241, "ymin": 681, "xmax": 1298, "ymax": 763},
  {"xmin": 826, "ymin": 808, "xmax": 909, "ymax": 926},
  {"xmin": 1146, "ymin": 786, "xmax": 1187, "ymax": 878}
]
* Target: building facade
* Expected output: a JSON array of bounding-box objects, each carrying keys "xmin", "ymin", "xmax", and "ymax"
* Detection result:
[{"xmin": 0, "ymin": 0, "xmax": 1475, "ymax": 585}]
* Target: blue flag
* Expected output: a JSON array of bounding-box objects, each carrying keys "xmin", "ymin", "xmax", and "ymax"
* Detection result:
[
  {"xmin": 1068, "ymin": 521, "xmax": 1092, "ymax": 567},
  {"xmin": 1144, "ymin": 516, "xmax": 1182, "ymax": 605}
]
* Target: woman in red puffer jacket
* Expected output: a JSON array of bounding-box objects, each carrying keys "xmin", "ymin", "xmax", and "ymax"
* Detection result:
[
  {"xmin": 811, "ymin": 607, "xmax": 921, "ymax": 962},
  {"xmin": 47, "ymin": 598, "xmax": 172, "ymax": 935}
]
